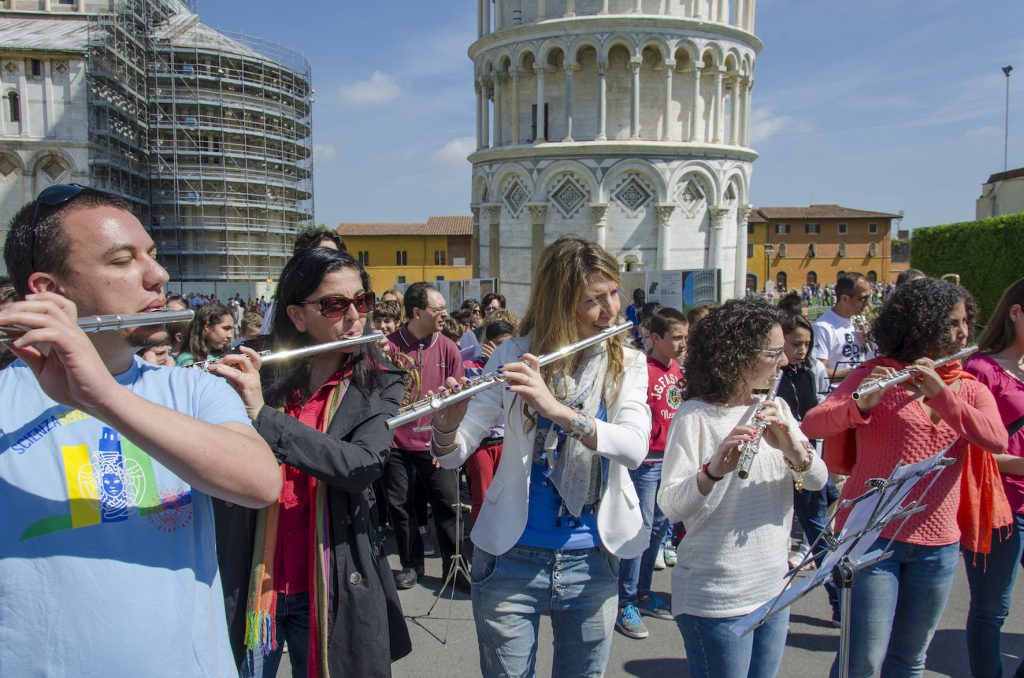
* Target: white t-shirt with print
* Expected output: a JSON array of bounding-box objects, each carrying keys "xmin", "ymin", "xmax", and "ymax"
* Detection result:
[{"xmin": 812, "ymin": 308, "xmax": 873, "ymax": 375}]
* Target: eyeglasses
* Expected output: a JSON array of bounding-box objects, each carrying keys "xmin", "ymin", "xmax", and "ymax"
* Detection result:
[
  {"xmin": 847, "ymin": 293, "xmax": 871, "ymax": 302},
  {"xmin": 299, "ymin": 291, "xmax": 376, "ymax": 318},
  {"xmin": 426, "ymin": 304, "xmax": 448, "ymax": 314},
  {"xmin": 29, "ymin": 183, "xmax": 88, "ymax": 271},
  {"xmin": 758, "ymin": 346, "xmax": 786, "ymax": 360}
]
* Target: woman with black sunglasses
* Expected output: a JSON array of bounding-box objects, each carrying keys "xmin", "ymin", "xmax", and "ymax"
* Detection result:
[{"xmin": 207, "ymin": 247, "xmax": 411, "ymax": 678}]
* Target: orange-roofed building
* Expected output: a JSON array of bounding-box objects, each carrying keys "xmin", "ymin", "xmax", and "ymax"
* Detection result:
[
  {"xmin": 336, "ymin": 216, "xmax": 474, "ymax": 291},
  {"xmin": 745, "ymin": 204, "xmax": 908, "ymax": 292}
]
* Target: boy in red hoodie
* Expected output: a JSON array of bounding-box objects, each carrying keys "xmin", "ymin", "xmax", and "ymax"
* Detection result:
[{"xmin": 615, "ymin": 307, "xmax": 688, "ymax": 639}]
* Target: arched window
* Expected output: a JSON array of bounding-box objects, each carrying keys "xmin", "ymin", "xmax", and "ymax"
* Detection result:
[
  {"xmin": 7, "ymin": 91, "xmax": 19, "ymax": 123},
  {"xmin": 777, "ymin": 243, "xmax": 788, "ymax": 257},
  {"xmin": 867, "ymin": 270, "xmax": 878, "ymax": 283},
  {"xmin": 746, "ymin": 273, "xmax": 758, "ymax": 293},
  {"xmin": 868, "ymin": 242, "xmax": 878, "ymax": 257},
  {"xmin": 838, "ymin": 242, "xmax": 847, "ymax": 257},
  {"xmin": 776, "ymin": 271, "xmax": 787, "ymax": 291},
  {"xmin": 806, "ymin": 271, "xmax": 818, "ymax": 286}
]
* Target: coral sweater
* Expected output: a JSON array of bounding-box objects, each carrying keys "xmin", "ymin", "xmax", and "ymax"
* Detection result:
[{"xmin": 802, "ymin": 369, "xmax": 1007, "ymax": 546}]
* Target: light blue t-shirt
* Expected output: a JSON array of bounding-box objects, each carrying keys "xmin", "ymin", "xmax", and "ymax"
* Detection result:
[{"xmin": 0, "ymin": 356, "xmax": 250, "ymax": 677}]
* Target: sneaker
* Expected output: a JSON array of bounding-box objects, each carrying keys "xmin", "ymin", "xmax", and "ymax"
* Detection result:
[
  {"xmin": 663, "ymin": 544, "xmax": 677, "ymax": 567},
  {"xmin": 615, "ymin": 604, "xmax": 649, "ymax": 639},
  {"xmin": 395, "ymin": 566, "xmax": 422, "ymax": 590},
  {"xmin": 636, "ymin": 592, "xmax": 674, "ymax": 621},
  {"xmin": 653, "ymin": 546, "xmax": 666, "ymax": 571}
]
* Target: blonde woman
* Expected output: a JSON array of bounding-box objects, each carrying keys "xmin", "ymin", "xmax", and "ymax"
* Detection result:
[{"xmin": 431, "ymin": 236, "xmax": 651, "ymax": 678}]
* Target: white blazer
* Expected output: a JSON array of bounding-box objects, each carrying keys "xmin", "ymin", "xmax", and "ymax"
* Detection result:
[{"xmin": 435, "ymin": 334, "xmax": 652, "ymax": 559}]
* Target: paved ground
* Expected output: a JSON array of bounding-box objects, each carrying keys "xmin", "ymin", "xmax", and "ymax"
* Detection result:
[{"xmin": 278, "ymin": 544, "xmax": 1024, "ymax": 677}]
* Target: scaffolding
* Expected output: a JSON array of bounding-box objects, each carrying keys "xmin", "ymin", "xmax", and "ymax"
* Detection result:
[{"xmin": 85, "ymin": 0, "xmax": 314, "ymax": 288}]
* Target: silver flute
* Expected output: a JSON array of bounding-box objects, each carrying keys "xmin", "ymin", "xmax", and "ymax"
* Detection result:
[
  {"xmin": 0, "ymin": 308, "xmax": 195, "ymax": 345},
  {"xmin": 851, "ymin": 345, "xmax": 978, "ymax": 401},
  {"xmin": 187, "ymin": 332, "xmax": 384, "ymax": 370},
  {"xmin": 735, "ymin": 370, "xmax": 783, "ymax": 480},
  {"xmin": 385, "ymin": 320, "xmax": 634, "ymax": 430}
]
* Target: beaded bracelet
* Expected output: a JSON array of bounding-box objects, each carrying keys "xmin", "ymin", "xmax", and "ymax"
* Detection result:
[{"xmin": 567, "ymin": 411, "xmax": 595, "ymax": 440}]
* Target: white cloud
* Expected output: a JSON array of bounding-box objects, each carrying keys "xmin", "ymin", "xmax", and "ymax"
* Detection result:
[
  {"xmin": 965, "ymin": 125, "xmax": 1002, "ymax": 139},
  {"xmin": 749, "ymin": 108, "xmax": 815, "ymax": 144},
  {"xmin": 433, "ymin": 136, "xmax": 476, "ymax": 165},
  {"xmin": 313, "ymin": 143, "xmax": 337, "ymax": 161},
  {"xmin": 338, "ymin": 71, "xmax": 401, "ymax": 106}
]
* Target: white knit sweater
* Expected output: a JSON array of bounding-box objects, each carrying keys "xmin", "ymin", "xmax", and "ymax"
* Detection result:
[{"xmin": 657, "ymin": 398, "xmax": 828, "ymax": 618}]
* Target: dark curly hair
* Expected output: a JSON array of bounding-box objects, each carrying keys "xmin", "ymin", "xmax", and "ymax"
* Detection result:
[
  {"xmin": 872, "ymin": 277, "xmax": 976, "ymax": 362},
  {"xmin": 684, "ymin": 298, "xmax": 782, "ymax": 404}
]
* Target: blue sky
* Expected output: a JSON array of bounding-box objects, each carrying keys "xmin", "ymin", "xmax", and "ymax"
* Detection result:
[{"xmin": 195, "ymin": 1, "xmax": 1023, "ymax": 231}]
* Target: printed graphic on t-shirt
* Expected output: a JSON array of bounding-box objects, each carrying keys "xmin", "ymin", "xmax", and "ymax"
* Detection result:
[{"xmin": 19, "ymin": 424, "xmax": 191, "ymax": 541}]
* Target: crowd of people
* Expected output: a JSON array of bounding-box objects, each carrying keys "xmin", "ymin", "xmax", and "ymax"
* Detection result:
[{"xmin": 1, "ymin": 182, "xmax": 1022, "ymax": 678}]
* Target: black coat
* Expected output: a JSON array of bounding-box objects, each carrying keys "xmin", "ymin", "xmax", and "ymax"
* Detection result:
[{"xmin": 220, "ymin": 368, "xmax": 412, "ymax": 677}]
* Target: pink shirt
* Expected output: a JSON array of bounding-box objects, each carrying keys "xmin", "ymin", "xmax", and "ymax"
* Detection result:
[
  {"xmin": 965, "ymin": 355, "xmax": 1024, "ymax": 514},
  {"xmin": 802, "ymin": 366, "xmax": 1006, "ymax": 546}
]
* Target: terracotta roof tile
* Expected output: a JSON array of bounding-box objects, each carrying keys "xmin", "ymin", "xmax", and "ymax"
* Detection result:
[
  {"xmin": 336, "ymin": 216, "xmax": 473, "ymax": 237},
  {"xmin": 748, "ymin": 204, "xmax": 901, "ymax": 221}
]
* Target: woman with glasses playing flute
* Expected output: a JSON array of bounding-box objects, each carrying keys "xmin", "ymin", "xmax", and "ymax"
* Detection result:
[
  {"xmin": 207, "ymin": 247, "xmax": 411, "ymax": 678},
  {"xmin": 802, "ymin": 277, "xmax": 1009, "ymax": 678},
  {"xmin": 656, "ymin": 298, "xmax": 826, "ymax": 678},
  {"xmin": 429, "ymin": 236, "xmax": 650, "ymax": 678}
]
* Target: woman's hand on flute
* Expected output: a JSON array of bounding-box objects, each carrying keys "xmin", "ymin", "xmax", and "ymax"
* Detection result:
[
  {"xmin": 207, "ymin": 346, "xmax": 265, "ymax": 423},
  {"xmin": 854, "ymin": 365, "xmax": 901, "ymax": 412},
  {"xmin": 500, "ymin": 353, "xmax": 563, "ymax": 420},
  {"xmin": 759, "ymin": 400, "xmax": 805, "ymax": 460},
  {"xmin": 711, "ymin": 423, "xmax": 756, "ymax": 477},
  {"xmin": 429, "ymin": 376, "xmax": 472, "ymax": 433},
  {"xmin": 902, "ymin": 359, "xmax": 945, "ymax": 399}
]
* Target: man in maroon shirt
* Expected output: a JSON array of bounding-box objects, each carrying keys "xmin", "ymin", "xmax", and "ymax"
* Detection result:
[{"xmin": 385, "ymin": 282, "xmax": 466, "ymax": 589}]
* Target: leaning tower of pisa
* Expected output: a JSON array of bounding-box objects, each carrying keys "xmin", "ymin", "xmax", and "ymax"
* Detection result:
[{"xmin": 469, "ymin": 0, "xmax": 759, "ymax": 308}]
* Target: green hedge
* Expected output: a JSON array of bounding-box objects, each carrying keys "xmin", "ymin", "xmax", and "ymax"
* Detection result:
[{"xmin": 911, "ymin": 213, "xmax": 1024, "ymax": 323}]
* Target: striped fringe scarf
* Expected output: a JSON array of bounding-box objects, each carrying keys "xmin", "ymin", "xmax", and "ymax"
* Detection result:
[{"xmin": 244, "ymin": 382, "xmax": 346, "ymax": 678}]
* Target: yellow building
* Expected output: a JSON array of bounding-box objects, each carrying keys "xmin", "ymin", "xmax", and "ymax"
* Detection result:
[
  {"xmin": 745, "ymin": 205, "xmax": 908, "ymax": 292},
  {"xmin": 336, "ymin": 216, "xmax": 474, "ymax": 292}
]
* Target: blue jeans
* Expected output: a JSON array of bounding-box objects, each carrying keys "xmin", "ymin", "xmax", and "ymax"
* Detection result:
[
  {"xmin": 241, "ymin": 591, "xmax": 310, "ymax": 678},
  {"xmin": 618, "ymin": 461, "xmax": 669, "ymax": 605},
  {"xmin": 830, "ymin": 539, "xmax": 959, "ymax": 678},
  {"xmin": 793, "ymin": 479, "xmax": 840, "ymax": 612},
  {"xmin": 676, "ymin": 608, "xmax": 790, "ymax": 678},
  {"xmin": 964, "ymin": 513, "xmax": 1024, "ymax": 678},
  {"xmin": 471, "ymin": 544, "xmax": 619, "ymax": 678}
]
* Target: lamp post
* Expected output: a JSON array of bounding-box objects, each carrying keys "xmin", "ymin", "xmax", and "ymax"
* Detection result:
[
  {"xmin": 1004, "ymin": 65, "xmax": 1013, "ymax": 172},
  {"xmin": 764, "ymin": 243, "xmax": 773, "ymax": 294}
]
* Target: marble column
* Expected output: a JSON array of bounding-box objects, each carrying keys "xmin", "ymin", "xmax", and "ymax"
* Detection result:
[
  {"xmin": 596, "ymin": 62, "xmax": 608, "ymax": 140},
  {"xmin": 717, "ymin": 0, "xmax": 727, "ymax": 23},
  {"xmin": 747, "ymin": 0, "xmax": 756, "ymax": 32},
  {"xmin": 483, "ymin": 0, "xmax": 491, "ymax": 34},
  {"xmin": 513, "ymin": 0, "xmax": 522, "ymax": 24},
  {"xmin": 492, "ymin": 74, "xmax": 503, "ymax": 147},
  {"xmin": 735, "ymin": 0, "xmax": 746, "ymax": 28},
  {"xmin": 634, "ymin": 0, "xmax": 642, "ymax": 12},
  {"xmin": 630, "ymin": 58, "xmax": 641, "ymax": 139},
  {"xmin": 481, "ymin": 81, "xmax": 491, "ymax": 149},
  {"xmin": 690, "ymin": 66, "xmax": 702, "ymax": 142},
  {"xmin": 565, "ymin": 0, "xmax": 575, "ymax": 16},
  {"xmin": 528, "ymin": 204, "xmax": 548, "ymax": 273},
  {"xmin": 734, "ymin": 204, "xmax": 752, "ymax": 298},
  {"xmin": 655, "ymin": 204, "xmax": 676, "ymax": 270},
  {"xmin": 729, "ymin": 75, "xmax": 740, "ymax": 144},
  {"xmin": 712, "ymin": 67, "xmax": 724, "ymax": 143},
  {"xmin": 563, "ymin": 64, "xmax": 575, "ymax": 142},
  {"xmin": 662, "ymin": 60, "xmax": 675, "ymax": 141},
  {"xmin": 707, "ymin": 206, "xmax": 730, "ymax": 272},
  {"xmin": 537, "ymin": 0, "xmax": 546, "ymax": 20},
  {"xmin": 511, "ymin": 69, "xmax": 521, "ymax": 144},
  {"xmin": 590, "ymin": 203, "xmax": 608, "ymax": 248},
  {"xmin": 599, "ymin": 0, "xmax": 610, "ymax": 14},
  {"xmin": 534, "ymin": 65, "xmax": 546, "ymax": 143},
  {"xmin": 470, "ymin": 205, "xmax": 481, "ymax": 278},
  {"xmin": 477, "ymin": 0, "xmax": 484, "ymax": 38},
  {"xmin": 742, "ymin": 78, "xmax": 753, "ymax": 146},
  {"xmin": 475, "ymin": 82, "xmax": 483, "ymax": 148},
  {"xmin": 487, "ymin": 204, "xmax": 502, "ymax": 279}
]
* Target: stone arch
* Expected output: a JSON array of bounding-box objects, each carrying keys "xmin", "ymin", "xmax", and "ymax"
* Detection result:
[
  {"xmin": 601, "ymin": 34, "xmax": 639, "ymax": 62},
  {"xmin": 699, "ymin": 42, "xmax": 723, "ymax": 68},
  {"xmin": 493, "ymin": 163, "xmax": 536, "ymax": 217},
  {"xmin": 602, "ymin": 158, "xmax": 668, "ymax": 204},
  {"xmin": 0, "ymin": 150, "xmax": 25, "ymax": 179},
  {"xmin": 723, "ymin": 51, "xmax": 740, "ymax": 73},
  {"xmin": 638, "ymin": 35, "xmax": 672, "ymax": 62},
  {"xmin": 721, "ymin": 168, "xmax": 748, "ymax": 206},
  {"xmin": 672, "ymin": 168, "xmax": 716, "ymax": 218},
  {"xmin": 672, "ymin": 39, "xmax": 700, "ymax": 68},
  {"xmin": 539, "ymin": 39, "xmax": 568, "ymax": 67},
  {"xmin": 569, "ymin": 36, "xmax": 602, "ymax": 65},
  {"xmin": 496, "ymin": 52, "xmax": 514, "ymax": 75},
  {"xmin": 513, "ymin": 44, "xmax": 539, "ymax": 70},
  {"xmin": 669, "ymin": 162, "xmax": 721, "ymax": 206},
  {"xmin": 30, "ymin": 148, "xmax": 77, "ymax": 181},
  {"xmin": 536, "ymin": 160, "xmax": 599, "ymax": 203},
  {"xmin": 472, "ymin": 171, "xmax": 490, "ymax": 204}
]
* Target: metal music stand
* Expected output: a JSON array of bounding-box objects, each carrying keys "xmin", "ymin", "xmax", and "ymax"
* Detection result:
[{"xmin": 730, "ymin": 443, "xmax": 956, "ymax": 678}]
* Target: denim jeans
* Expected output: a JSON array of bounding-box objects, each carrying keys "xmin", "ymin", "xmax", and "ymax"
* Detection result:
[
  {"xmin": 793, "ymin": 478, "xmax": 840, "ymax": 612},
  {"xmin": 963, "ymin": 513, "xmax": 1024, "ymax": 678},
  {"xmin": 618, "ymin": 461, "xmax": 669, "ymax": 605},
  {"xmin": 830, "ymin": 539, "xmax": 959, "ymax": 678},
  {"xmin": 471, "ymin": 544, "xmax": 619, "ymax": 678},
  {"xmin": 241, "ymin": 591, "xmax": 310, "ymax": 678},
  {"xmin": 676, "ymin": 607, "xmax": 790, "ymax": 678}
]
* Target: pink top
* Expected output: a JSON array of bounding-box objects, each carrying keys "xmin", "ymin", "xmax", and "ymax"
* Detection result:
[
  {"xmin": 965, "ymin": 355, "xmax": 1024, "ymax": 514},
  {"xmin": 802, "ymin": 366, "xmax": 1006, "ymax": 546}
]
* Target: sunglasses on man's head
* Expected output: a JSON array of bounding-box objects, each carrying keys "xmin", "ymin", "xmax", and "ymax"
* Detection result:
[
  {"xmin": 299, "ymin": 291, "xmax": 376, "ymax": 318},
  {"xmin": 29, "ymin": 183, "xmax": 89, "ymax": 270}
]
